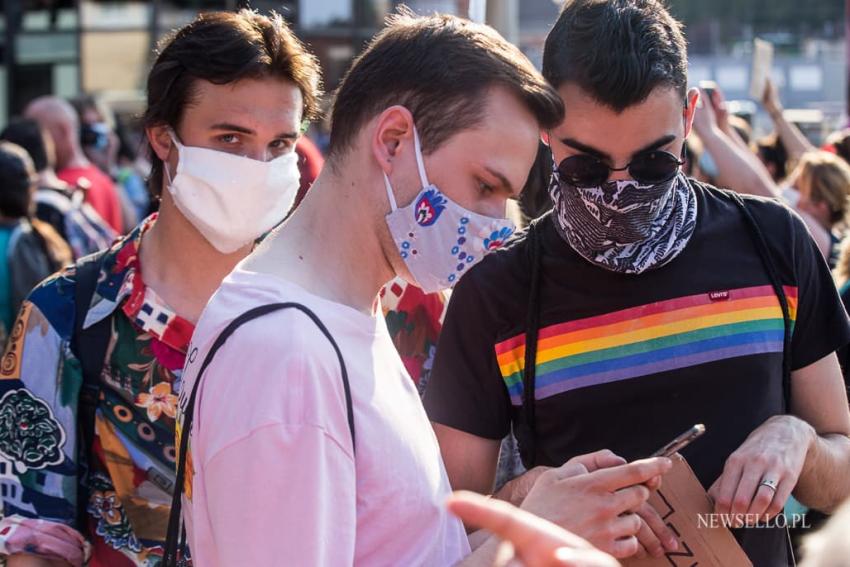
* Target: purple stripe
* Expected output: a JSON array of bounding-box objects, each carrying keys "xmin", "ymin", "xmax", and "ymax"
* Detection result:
[{"xmin": 508, "ymin": 341, "xmax": 783, "ymax": 405}]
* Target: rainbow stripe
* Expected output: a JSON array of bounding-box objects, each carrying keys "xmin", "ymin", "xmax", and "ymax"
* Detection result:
[{"xmin": 495, "ymin": 285, "xmax": 797, "ymax": 404}]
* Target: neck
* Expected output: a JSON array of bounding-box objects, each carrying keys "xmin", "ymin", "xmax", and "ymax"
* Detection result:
[
  {"xmin": 139, "ymin": 198, "xmax": 248, "ymax": 323},
  {"xmin": 247, "ymin": 165, "xmax": 395, "ymax": 315},
  {"xmin": 37, "ymin": 169, "xmax": 70, "ymax": 191},
  {"xmin": 63, "ymin": 147, "xmax": 90, "ymax": 170}
]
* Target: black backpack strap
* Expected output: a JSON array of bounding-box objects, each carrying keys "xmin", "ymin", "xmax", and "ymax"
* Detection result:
[
  {"xmin": 729, "ymin": 193, "xmax": 793, "ymax": 409},
  {"xmin": 162, "ymin": 302, "xmax": 355, "ymax": 566},
  {"xmin": 68, "ymin": 249, "xmax": 111, "ymax": 531},
  {"xmin": 515, "ymin": 221, "xmax": 543, "ymax": 468}
]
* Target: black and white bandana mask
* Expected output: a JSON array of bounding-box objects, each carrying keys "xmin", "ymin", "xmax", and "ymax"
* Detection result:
[{"xmin": 549, "ymin": 165, "xmax": 698, "ymax": 274}]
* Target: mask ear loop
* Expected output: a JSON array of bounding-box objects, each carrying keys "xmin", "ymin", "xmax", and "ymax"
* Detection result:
[
  {"xmin": 162, "ymin": 129, "xmax": 184, "ymax": 194},
  {"xmin": 411, "ymin": 126, "xmax": 431, "ymax": 188},
  {"xmin": 383, "ymin": 172, "xmax": 398, "ymax": 212}
]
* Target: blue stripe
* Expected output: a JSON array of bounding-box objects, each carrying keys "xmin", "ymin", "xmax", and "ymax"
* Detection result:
[{"xmin": 506, "ymin": 329, "xmax": 783, "ymax": 397}]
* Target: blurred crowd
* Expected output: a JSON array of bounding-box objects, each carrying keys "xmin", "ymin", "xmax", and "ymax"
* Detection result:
[{"xmin": 1, "ymin": 2, "xmax": 850, "ymax": 567}]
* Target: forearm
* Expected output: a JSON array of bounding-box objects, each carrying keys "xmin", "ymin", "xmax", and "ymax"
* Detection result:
[
  {"xmin": 7, "ymin": 555, "xmax": 69, "ymax": 567},
  {"xmin": 457, "ymin": 534, "xmax": 505, "ymax": 567},
  {"xmin": 794, "ymin": 432, "xmax": 850, "ymax": 513},
  {"xmin": 770, "ymin": 111, "xmax": 815, "ymax": 163},
  {"xmin": 700, "ymin": 127, "xmax": 780, "ymax": 198},
  {"xmin": 492, "ymin": 467, "xmax": 548, "ymax": 507}
]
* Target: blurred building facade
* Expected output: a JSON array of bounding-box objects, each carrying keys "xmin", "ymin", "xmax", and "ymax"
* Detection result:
[
  {"xmin": 0, "ymin": 0, "xmax": 520, "ymax": 126},
  {"xmin": 0, "ymin": 0, "xmax": 845, "ymax": 135}
]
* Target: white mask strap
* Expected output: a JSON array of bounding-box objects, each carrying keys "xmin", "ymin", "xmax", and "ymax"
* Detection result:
[
  {"xmin": 383, "ymin": 172, "xmax": 398, "ymax": 212},
  {"xmin": 412, "ymin": 127, "xmax": 430, "ymax": 188},
  {"xmin": 164, "ymin": 129, "xmax": 182, "ymax": 189}
]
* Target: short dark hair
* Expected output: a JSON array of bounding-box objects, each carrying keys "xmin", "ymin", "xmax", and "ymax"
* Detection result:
[
  {"xmin": 0, "ymin": 142, "xmax": 35, "ymax": 218},
  {"xmin": 757, "ymin": 134, "xmax": 788, "ymax": 180},
  {"xmin": 143, "ymin": 9, "xmax": 322, "ymax": 197},
  {"xmin": 327, "ymin": 11, "xmax": 564, "ymax": 161},
  {"xmin": 543, "ymin": 0, "xmax": 688, "ymax": 112},
  {"xmin": 1, "ymin": 118, "xmax": 50, "ymax": 171}
]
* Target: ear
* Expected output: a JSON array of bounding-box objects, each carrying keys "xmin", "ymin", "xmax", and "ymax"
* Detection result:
[
  {"xmin": 683, "ymin": 87, "xmax": 700, "ymax": 139},
  {"xmin": 541, "ymin": 131, "xmax": 551, "ymax": 146},
  {"xmin": 146, "ymin": 124, "xmax": 173, "ymax": 163},
  {"xmin": 371, "ymin": 105, "xmax": 415, "ymax": 176}
]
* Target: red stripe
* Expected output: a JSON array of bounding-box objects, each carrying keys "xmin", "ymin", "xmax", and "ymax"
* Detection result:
[{"xmin": 495, "ymin": 285, "xmax": 797, "ymax": 355}]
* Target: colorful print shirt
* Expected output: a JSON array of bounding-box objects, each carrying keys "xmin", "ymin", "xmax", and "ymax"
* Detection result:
[
  {"xmin": 380, "ymin": 277, "xmax": 448, "ymax": 394},
  {"xmin": 0, "ymin": 215, "xmax": 191, "ymax": 566}
]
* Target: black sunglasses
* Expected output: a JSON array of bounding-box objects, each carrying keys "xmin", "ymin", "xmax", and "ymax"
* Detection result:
[{"xmin": 557, "ymin": 150, "xmax": 684, "ymax": 187}]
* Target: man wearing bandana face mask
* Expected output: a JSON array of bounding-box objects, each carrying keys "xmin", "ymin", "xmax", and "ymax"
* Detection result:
[
  {"xmin": 425, "ymin": 1, "xmax": 850, "ymax": 565},
  {"xmin": 172, "ymin": 11, "xmax": 664, "ymax": 567}
]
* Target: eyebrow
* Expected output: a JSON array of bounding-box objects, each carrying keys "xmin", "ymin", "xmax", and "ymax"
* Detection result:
[
  {"xmin": 560, "ymin": 134, "xmax": 678, "ymax": 162},
  {"xmin": 210, "ymin": 123, "xmax": 299, "ymax": 140},
  {"xmin": 484, "ymin": 166, "xmax": 520, "ymax": 199}
]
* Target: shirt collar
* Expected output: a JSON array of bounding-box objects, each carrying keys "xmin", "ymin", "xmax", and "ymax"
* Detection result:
[{"xmin": 87, "ymin": 214, "xmax": 194, "ymax": 354}]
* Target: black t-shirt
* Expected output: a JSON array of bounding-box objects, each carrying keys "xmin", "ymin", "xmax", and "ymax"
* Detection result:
[{"xmin": 424, "ymin": 182, "xmax": 850, "ymax": 567}]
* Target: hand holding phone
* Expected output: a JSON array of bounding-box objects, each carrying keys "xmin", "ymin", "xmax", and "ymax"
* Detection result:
[{"xmin": 650, "ymin": 424, "xmax": 706, "ymax": 458}]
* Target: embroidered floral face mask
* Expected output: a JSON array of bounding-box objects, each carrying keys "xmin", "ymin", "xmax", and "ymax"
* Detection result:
[{"xmin": 384, "ymin": 127, "xmax": 516, "ymax": 293}]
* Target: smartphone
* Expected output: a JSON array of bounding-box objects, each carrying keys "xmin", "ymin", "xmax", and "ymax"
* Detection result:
[
  {"xmin": 650, "ymin": 424, "xmax": 706, "ymax": 458},
  {"xmin": 699, "ymin": 81, "xmax": 717, "ymax": 108}
]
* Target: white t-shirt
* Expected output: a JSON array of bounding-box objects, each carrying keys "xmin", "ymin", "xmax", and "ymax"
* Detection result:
[{"xmin": 178, "ymin": 268, "xmax": 470, "ymax": 566}]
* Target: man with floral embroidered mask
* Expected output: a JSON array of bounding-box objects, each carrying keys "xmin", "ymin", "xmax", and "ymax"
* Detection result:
[
  {"xmin": 425, "ymin": 0, "xmax": 850, "ymax": 565},
  {"xmin": 0, "ymin": 10, "xmax": 318, "ymax": 566},
  {"xmin": 171, "ymin": 10, "xmax": 670, "ymax": 567}
]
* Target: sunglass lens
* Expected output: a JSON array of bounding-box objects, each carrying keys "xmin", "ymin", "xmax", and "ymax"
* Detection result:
[
  {"xmin": 558, "ymin": 155, "xmax": 608, "ymax": 187},
  {"xmin": 629, "ymin": 151, "xmax": 681, "ymax": 184}
]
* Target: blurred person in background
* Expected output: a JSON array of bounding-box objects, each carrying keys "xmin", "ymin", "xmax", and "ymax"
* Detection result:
[
  {"xmin": 0, "ymin": 9, "xmax": 319, "ymax": 566},
  {"xmin": 24, "ymin": 96, "xmax": 124, "ymax": 233},
  {"xmin": 799, "ymin": 496, "xmax": 850, "ymax": 567},
  {"xmin": 761, "ymin": 78, "xmax": 816, "ymax": 175},
  {"xmin": 785, "ymin": 151, "xmax": 850, "ymax": 267},
  {"xmin": 72, "ymin": 95, "xmax": 149, "ymax": 229},
  {"xmin": 757, "ymin": 134, "xmax": 790, "ymax": 183},
  {"xmin": 823, "ymin": 129, "xmax": 850, "ymax": 167},
  {"xmin": 692, "ymin": 85, "xmax": 833, "ymax": 259},
  {"xmin": 0, "ymin": 118, "xmax": 116, "ymax": 258},
  {"xmin": 0, "ymin": 142, "xmax": 71, "ymax": 343}
]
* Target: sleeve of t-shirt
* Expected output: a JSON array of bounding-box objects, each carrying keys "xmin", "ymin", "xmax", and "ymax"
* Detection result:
[
  {"xmin": 190, "ymin": 311, "xmax": 357, "ymax": 566},
  {"xmin": 201, "ymin": 423, "xmax": 356, "ymax": 566},
  {"xmin": 787, "ymin": 209, "xmax": 850, "ymax": 370},
  {"xmin": 423, "ymin": 269, "xmax": 513, "ymax": 440}
]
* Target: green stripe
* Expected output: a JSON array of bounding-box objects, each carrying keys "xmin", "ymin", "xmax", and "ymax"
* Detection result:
[{"xmin": 502, "ymin": 318, "xmax": 785, "ymax": 387}]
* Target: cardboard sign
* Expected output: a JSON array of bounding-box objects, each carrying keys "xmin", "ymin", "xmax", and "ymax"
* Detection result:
[
  {"xmin": 749, "ymin": 38, "xmax": 774, "ymax": 100},
  {"xmin": 623, "ymin": 454, "xmax": 752, "ymax": 567}
]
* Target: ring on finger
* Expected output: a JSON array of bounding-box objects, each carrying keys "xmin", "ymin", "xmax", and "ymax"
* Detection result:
[{"xmin": 759, "ymin": 478, "xmax": 779, "ymax": 492}]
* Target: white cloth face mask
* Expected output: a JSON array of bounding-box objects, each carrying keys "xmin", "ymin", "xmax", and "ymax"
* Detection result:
[
  {"xmin": 165, "ymin": 131, "xmax": 301, "ymax": 253},
  {"xmin": 384, "ymin": 127, "xmax": 516, "ymax": 293}
]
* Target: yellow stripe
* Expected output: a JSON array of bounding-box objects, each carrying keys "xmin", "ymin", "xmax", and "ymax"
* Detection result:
[{"xmin": 499, "ymin": 306, "xmax": 785, "ymax": 377}]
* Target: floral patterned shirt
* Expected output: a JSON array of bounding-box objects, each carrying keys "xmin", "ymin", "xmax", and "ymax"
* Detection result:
[
  {"xmin": 0, "ymin": 215, "xmax": 190, "ymax": 566},
  {"xmin": 380, "ymin": 277, "xmax": 449, "ymax": 394}
]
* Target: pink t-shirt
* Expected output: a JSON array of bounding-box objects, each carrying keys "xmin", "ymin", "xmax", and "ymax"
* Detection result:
[{"xmin": 178, "ymin": 269, "xmax": 470, "ymax": 566}]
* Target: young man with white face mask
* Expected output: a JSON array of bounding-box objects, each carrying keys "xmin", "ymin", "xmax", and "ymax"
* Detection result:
[
  {"xmin": 0, "ymin": 11, "xmax": 316, "ymax": 566},
  {"xmin": 425, "ymin": 1, "xmax": 850, "ymax": 565},
  {"xmin": 170, "ymin": 11, "xmax": 673, "ymax": 567}
]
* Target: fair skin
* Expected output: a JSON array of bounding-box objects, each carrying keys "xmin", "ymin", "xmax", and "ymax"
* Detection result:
[
  {"xmin": 246, "ymin": 86, "xmax": 658, "ymax": 566},
  {"xmin": 794, "ymin": 180, "xmax": 832, "ymax": 232},
  {"xmin": 248, "ymin": 87, "xmax": 537, "ymax": 313},
  {"xmin": 436, "ymin": 81, "xmax": 850, "ymax": 555},
  {"xmin": 8, "ymin": 76, "xmax": 304, "ymax": 567},
  {"xmin": 436, "ymin": 83, "xmax": 695, "ymax": 561},
  {"xmin": 691, "ymin": 86, "xmax": 831, "ymax": 256},
  {"xmin": 761, "ymin": 78, "xmax": 815, "ymax": 164},
  {"xmin": 142, "ymin": 77, "xmax": 303, "ymax": 323},
  {"xmin": 448, "ymin": 491, "xmax": 620, "ymax": 567},
  {"xmin": 24, "ymin": 97, "xmax": 88, "ymax": 171}
]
